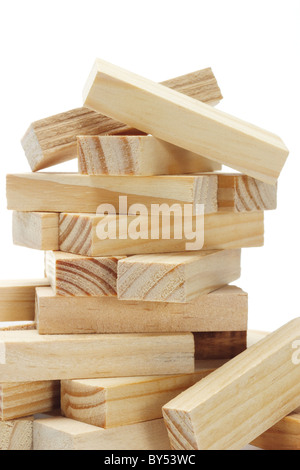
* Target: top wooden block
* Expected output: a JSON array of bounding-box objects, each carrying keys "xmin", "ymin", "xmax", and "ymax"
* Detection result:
[{"xmin": 83, "ymin": 59, "xmax": 289, "ymax": 184}]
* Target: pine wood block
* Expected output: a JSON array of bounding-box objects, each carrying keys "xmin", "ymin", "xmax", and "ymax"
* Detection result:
[
  {"xmin": 0, "ymin": 321, "xmax": 35, "ymax": 331},
  {"xmin": 35, "ymin": 285, "xmax": 248, "ymax": 335},
  {"xmin": 0, "ymin": 330, "xmax": 194, "ymax": 382},
  {"xmin": 251, "ymin": 407, "xmax": 300, "ymax": 450},
  {"xmin": 83, "ymin": 58, "xmax": 289, "ymax": 185},
  {"xmin": 22, "ymin": 68, "xmax": 222, "ymax": 172},
  {"xmin": 6, "ymin": 173, "xmax": 218, "ymax": 214},
  {"xmin": 117, "ymin": 250, "xmax": 241, "ymax": 303},
  {"xmin": 217, "ymin": 174, "xmax": 277, "ymax": 212},
  {"xmin": 0, "ymin": 279, "xmax": 50, "ymax": 322},
  {"xmin": 78, "ymin": 135, "xmax": 221, "ymax": 176},
  {"xmin": 45, "ymin": 251, "xmax": 124, "ymax": 297},
  {"xmin": 59, "ymin": 211, "xmax": 264, "ymax": 256},
  {"xmin": 162, "ymin": 318, "xmax": 300, "ymax": 450},
  {"xmin": 194, "ymin": 331, "xmax": 247, "ymax": 360},
  {"xmin": 33, "ymin": 416, "xmax": 171, "ymax": 450},
  {"xmin": 0, "ymin": 416, "xmax": 33, "ymax": 450},
  {"xmin": 0, "ymin": 381, "xmax": 60, "ymax": 421},
  {"xmin": 12, "ymin": 211, "xmax": 59, "ymax": 250}
]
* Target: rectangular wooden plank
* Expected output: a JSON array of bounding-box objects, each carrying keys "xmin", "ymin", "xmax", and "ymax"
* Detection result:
[
  {"xmin": 6, "ymin": 173, "xmax": 218, "ymax": 214},
  {"xmin": 45, "ymin": 251, "xmax": 125, "ymax": 297},
  {"xmin": 117, "ymin": 250, "xmax": 241, "ymax": 303},
  {"xmin": 83, "ymin": 58, "xmax": 289, "ymax": 184},
  {"xmin": 35, "ymin": 285, "xmax": 248, "ymax": 334},
  {"xmin": 59, "ymin": 211, "xmax": 264, "ymax": 256},
  {"xmin": 162, "ymin": 318, "xmax": 300, "ymax": 450},
  {"xmin": 78, "ymin": 135, "xmax": 221, "ymax": 176},
  {"xmin": 0, "ymin": 330, "xmax": 194, "ymax": 382},
  {"xmin": 12, "ymin": 211, "xmax": 59, "ymax": 250},
  {"xmin": 22, "ymin": 68, "xmax": 223, "ymax": 171},
  {"xmin": 0, "ymin": 416, "xmax": 33, "ymax": 450},
  {"xmin": 0, "ymin": 381, "xmax": 60, "ymax": 421},
  {"xmin": 33, "ymin": 416, "xmax": 171, "ymax": 450},
  {"xmin": 0, "ymin": 279, "xmax": 50, "ymax": 322},
  {"xmin": 194, "ymin": 331, "xmax": 247, "ymax": 360}
]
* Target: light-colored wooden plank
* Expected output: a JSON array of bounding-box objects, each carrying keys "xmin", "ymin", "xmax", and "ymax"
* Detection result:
[
  {"xmin": 194, "ymin": 331, "xmax": 247, "ymax": 360},
  {"xmin": 0, "ymin": 279, "xmax": 50, "ymax": 322},
  {"xmin": 83, "ymin": 58, "xmax": 289, "ymax": 185},
  {"xmin": 33, "ymin": 416, "xmax": 171, "ymax": 450},
  {"xmin": 22, "ymin": 68, "xmax": 222, "ymax": 171},
  {"xmin": 217, "ymin": 174, "xmax": 277, "ymax": 212},
  {"xmin": 0, "ymin": 416, "xmax": 33, "ymax": 450},
  {"xmin": 78, "ymin": 135, "xmax": 221, "ymax": 176},
  {"xmin": 162, "ymin": 318, "xmax": 300, "ymax": 450},
  {"xmin": 0, "ymin": 381, "xmax": 60, "ymax": 421},
  {"xmin": 117, "ymin": 250, "xmax": 241, "ymax": 303},
  {"xmin": 0, "ymin": 330, "xmax": 194, "ymax": 382},
  {"xmin": 59, "ymin": 211, "xmax": 264, "ymax": 256},
  {"xmin": 0, "ymin": 321, "xmax": 35, "ymax": 331},
  {"xmin": 12, "ymin": 211, "xmax": 59, "ymax": 250},
  {"xmin": 45, "ymin": 251, "xmax": 124, "ymax": 297},
  {"xmin": 6, "ymin": 173, "xmax": 218, "ymax": 214},
  {"xmin": 35, "ymin": 285, "xmax": 248, "ymax": 334}
]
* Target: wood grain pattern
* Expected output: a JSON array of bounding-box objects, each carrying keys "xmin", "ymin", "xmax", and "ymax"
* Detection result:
[
  {"xmin": 78, "ymin": 135, "xmax": 221, "ymax": 175},
  {"xmin": 0, "ymin": 330, "xmax": 194, "ymax": 382},
  {"xmin": 12, "ymin": 211, "xmax": 59, "ymax": 250},
  {"xmin": 0, "ymin": 381, "xmax": 60, "ymax": 421},
  {"xmin": 35, "ymin": 285, "xmax": 248, "ymax": 335},
  {"xmin": 59, "ymin": 211, "xmax": 264, "ymax": 256},
  {"xmin": 117, "ymin": 250, "xmax": 241, "ymax": 303},
  {"xmin": 22, "ymin": 68, "xmax": 222, "ymax": 171},
  {"xmin": 0, "ymin": 279, "xmax": 50, "ymax": 322},
  {"xmin": 33, "ymin": 416, "xmax": 171, "ymax": 450},
  {"xmin": 162, "ymin": 318, "xmax": 300, "ymax": 450},
  {"xmin": 6, "ymin": 172, "xmax": 218, "ymax": 214},
  {"xmin": 83, "ymin": 58, "xmax": 289, "ymax": 184},
  {"xmin": 0, "ymin": 416, "xmax": 33, "ymax": 450},
  {"xmin": 194, "ymin": 331, "xmax": 247, "ymax": 360},
  {"xmin": 45, "ymin": 251, "xmax": 124, "ymax": 296}
]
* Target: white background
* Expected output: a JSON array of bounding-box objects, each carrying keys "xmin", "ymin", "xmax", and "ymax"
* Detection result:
[{"xmin": 0, "ymin": 0, "xmax": 299, "ymax": 334}]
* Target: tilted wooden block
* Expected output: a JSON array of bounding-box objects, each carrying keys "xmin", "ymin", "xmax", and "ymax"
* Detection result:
[
  {"xmin": 0, "ymin": 321, "xmax": 35, "ymax": 331},
  {"xmin": 0, "ymin": 381, "xmax": 60, "ymax": 421},
  {"xmin": 35, "ymin": 285, "xmax": 248, "ymax": 335},
  {"xmin": 0, "ymin": 279, "xmax": 49, "ymax": 322},
  {"xmin": 194, "ymin": 331, "xmax": 247, "ymax": 360},
  {"xmin": 33, "ymin": 416, "xmax": 171, "ymax": 450},
  {"xmin": 0, "ymin": 330, "xmax": 194, "ymax": 382},
  {"xmin": 59, "ymin": 212, "xmax": 264, "ymax": 256},
  {"xmin": 12, "ymin": 211, "xmax": 59, "ymax": 250},
  {"xmin": 78, "ymin": 135, "xmax": 221, "ymax": 176},
  {"xmin": 162, "ymin": 318, "xmax": 300, "ymax": 450},
  {"xmin": 117, "ymin": 250, "xmax": 241, "ymax": 303},
  {"xmin": 0, "ymin": 416, "xmax": 33, "ymax": 450},
  {"xmin": 6, "ymin": 173, "xmax": 218, "ymax": 214},
  {"xmin": 22, "ymin": 67, "xmax": 222, "ymax": 171},
  {"xmin": 45, "ymin": 251, "xmax": 124, "ymax": 296},
  {"xmin": 83, "ymin": 58, "xmax": 289, "ymax": 184}
]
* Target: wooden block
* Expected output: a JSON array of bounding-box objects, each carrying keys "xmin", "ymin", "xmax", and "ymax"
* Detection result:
[
  {"xmin": 61, "ymin": 366, "xmax": 215, "ymax": 429},
  {"xmin": 0, "ymin": 279, "xmax": 50, "ymax": 322},
  {"xmin": 0, "ymin": 321, "xmax": 35, "ymax": 331},
  {"xmin": 33, "ymin": 416, "xmax": 171, "ymax": 450},
  {"xmin": 117, "ymin": 250, "xmax": 241, "ymax": 303},
  {"xmin": 12, "ymin": 211, "xmax": 59, "ymax": 250},
  {"xmin": 251, "ymin": 407, "xmax": 300, "ymax": 450},
  {"xmin": 0, "ymin": 330, "xmax": 194, "ymax": 382},
  {"xmin": 217, "ymin": 174, "xmax": 277, "ymax": 212},
  {"xmin": 83, "ymin": 58, "xmax": 289, "ymax": 184},
  {"xmin": 59, "ymin": 211, "xmax": 264, "ymax": 256},
  {"xmin": 22, "ymin": 68, "xmax": 222, "ymax": 171},
  {"xmin": 0, "ymin": 381, "xmax": 60, "ymax": 421},
  {"xmin": 78, "ymin": 135, "xmax": 221, "ymax": 176},
  {"xmin": 45, "ymin": 251, "xmax": 124, "ymax": 297},
  {"xmin": 0, "ymin": 416, "xmax": 33, "ymax": 450},
  {"xmin": 6, "ymin": 173, "xmax": 218, "ymax": 214},
  {"xmin": 162, "ymin": 318, "xmax": 300, "ymax": 450},
  {"xmin": 194, "ymin": 331, "xmax": 247, "ymax": 360},
  {"xmin": 35, "ymin": 285, "xmax": 248, "ymax": 334}
]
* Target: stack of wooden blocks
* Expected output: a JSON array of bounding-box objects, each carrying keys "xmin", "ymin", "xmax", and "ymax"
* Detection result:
[{"xmin": 1, "ymin": 59, "xmax": 300, "ymax": 451}]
